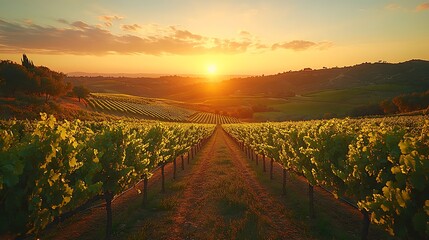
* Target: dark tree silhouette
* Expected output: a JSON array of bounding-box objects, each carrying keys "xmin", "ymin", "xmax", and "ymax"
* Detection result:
[
  {"xmin": 21, "ymin": 54, "xmax": 35, "ymax": 70},
  {"xmin": 34, "ymin": 66, "xmax": 67, "ymax": 102},
  {"xmin": 0, "ymin": 60, "xmax": 32, "ymax": 96},
  {"xmin": 380, "ymin": 100, "xmax": 398, "ymax": 114},
  {"xmin": 72, "ymin": 85, "xmax": 90, "ymax": 102}
]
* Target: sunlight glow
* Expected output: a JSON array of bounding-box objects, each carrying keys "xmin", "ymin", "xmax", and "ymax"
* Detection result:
[{"xmin": 207, "ymin": 64, "xmax": 217, "ymax": 75}]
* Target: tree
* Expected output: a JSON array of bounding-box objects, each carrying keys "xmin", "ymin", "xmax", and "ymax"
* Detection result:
[
  {"xmin": 0, "ymin": 60, "xmax": 32, "ymax": 96},
  {"xmin": 21, "ymin": 54, "xmax": 34, "ymax": 70},
  {"xmin": 72, "ymin": 85, "xmax": 90, "ymax": 102},
  {"xmin": 380, "ymin": 100, "xmax": 398, "ymax": 114},
  {"xmin": 35, "ymin": 66, "xmax": 67, "ymax": 102}
]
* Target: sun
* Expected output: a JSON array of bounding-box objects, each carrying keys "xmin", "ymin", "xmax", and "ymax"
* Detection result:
[{"xmin": 207, "ymin": 64, "xmax": 217, "ymax": 75}]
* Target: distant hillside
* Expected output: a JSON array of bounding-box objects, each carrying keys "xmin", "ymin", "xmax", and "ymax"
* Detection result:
[
  {"xmin": 222, "ymin": 60, "xmax": 429, "ymax": 97},
  {"xmin": 67, "ymin": 60, "xmax": 429, "ymax": 121},
  {"xmin": 67, "ymin": 60, "xmax": 429, "ymax": 101},
  {"xmin": 66, "ymin": 75, "xmax": 206, "ymax": 98}
]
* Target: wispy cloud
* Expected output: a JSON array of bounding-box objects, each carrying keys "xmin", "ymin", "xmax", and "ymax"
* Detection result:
[
  {"xmin": 272, "ymin": 40, "xmax": 333, "ymax": 51},
  {"xmin": 171, "ymin": 26, "xmax": 203, "ymax": 41},
  {"xmin": 71, "ymin": 21, "xmax": 90, "ymax": 29},
  {"xmin": 416, "ymin": 2, "xmax": 429, "ymax": 11},
  {"xmin": 98, "ymin": 15, "xmax": 123, "ymax": 27},
  {"xmin": 385, "ymin": 3, "xmax": 402, "ymax": 11},
  {"xmin": 121, "ymin": 24, "xmax": 141, "ymax": 31},
  {"xmin": 0, "ymin": 19, "xmax": 332, "ymax": 55},
  {"xmin": 385, "ymin": 2, "xmax": 429, "ymax": 12}
]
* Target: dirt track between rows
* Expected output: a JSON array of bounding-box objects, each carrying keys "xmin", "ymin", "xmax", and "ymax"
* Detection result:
[
  {"xmin": 168, "ymin": 126, "xmax": 310, "ymax": 239},
  {"xmin": 42, "ymin": 126, "xmax": 387, "ymax": 240}
]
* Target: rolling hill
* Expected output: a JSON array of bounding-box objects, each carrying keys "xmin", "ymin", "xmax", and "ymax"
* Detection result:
[{"xmin": 67, "ymin": 60, "xmax": 429, "ymax": 121}]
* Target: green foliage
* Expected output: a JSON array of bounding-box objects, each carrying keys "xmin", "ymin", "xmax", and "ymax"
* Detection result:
[
  {"xmin": 0, "ymin": 55, "xmax": 68, "ymax": 101},
  {"xmin": 224, "ymin": 115, "xmax": 429, "ymax": 238},
  {"xmin": 72, "ymin": 85, "xmax": 90, "ymax": 102},
  {"xmin": 0, "ymin": 113, "xmax": 215, "ymax": 236},
  {"xmin": 0, "ymin": 60, "xmax": 32, "ymax": 95}
]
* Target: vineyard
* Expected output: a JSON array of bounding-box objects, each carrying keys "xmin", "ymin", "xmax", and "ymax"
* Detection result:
[
  {"xmin": 86, "ymin": 93, "xmax": 240, "ymax": 124},
  {"xmin": 1, "ymin": 112, "xmax": 428, "ymax": 239},
  {"xmin": 0, "ymin": 113, "xmax": 215, "ymax": 238},
  {"xmin": 223, "ymin": 115, "xmax": 429, "ymax": 239},
  {"xmin": 188, "ymin": 112, "xmax": 240, "ymax": 124}
]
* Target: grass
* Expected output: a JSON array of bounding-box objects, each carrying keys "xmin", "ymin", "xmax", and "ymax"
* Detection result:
[
  {"xmin": 42, "ymin": 131, "xmax": 390, "ymax": 240},
  {"xmin": 242, "ymin": 83, "xmax": 423, "ymax": 121},
  {"xmin": 42, "ymin": 154, "xmax": 202, "ymax": 240},
  {"xmin": 254, "ymin": 100, "xmax": 353, "ymax": 121},
  {"xmin": 200, "ymin": 96, "xmax": 287, "ymax": 107},
  {"xmin": 244, "ymin": 154, "xmax": 392, "ymax": 240},
  {"xmin": 122, "ymin": 142, "xmax": 285, "ymax": 239},
  {"xmin": 302, "ymin": 84, "xmax": 414, "ymax": 105},
  {"xmin": 253, "ymin": 84, "xmax": 410, "ymax": 121}
]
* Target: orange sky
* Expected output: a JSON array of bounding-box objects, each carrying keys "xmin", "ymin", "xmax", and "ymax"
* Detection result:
[{"xmin": 1, "ymin": 1, "xmax": 429, "ymax": 75}]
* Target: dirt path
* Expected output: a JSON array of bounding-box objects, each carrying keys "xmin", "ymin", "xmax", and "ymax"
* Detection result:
[
  {"xmin": 43, "ymin": 151, "xmax": 180, "ymax": 239},
  {"xmin": 168, "ymin": 126, "xmax": 311, "ymax": 239},
  {"xmin": 42, "ymin": 125, "xmax": 382, "ymax": 240}
]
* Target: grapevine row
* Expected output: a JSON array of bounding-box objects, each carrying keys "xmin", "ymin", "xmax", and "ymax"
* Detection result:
[
  {"xmin": 0, "ymin": 113, "xmax": 215, "ymax": 238},
  {"xmin": 86, "ymin": 93, "xmax": 239, "ymax": 124},
  {"xmin": 223, "ymin": 116, "xmax": 428, "ymax": 239},
  {"xmin": 187, "ymin": 112, "xmax": 240, "ymax": 124},
  {"xmin": 87, "ymin": 93, "xmax": 196, "ymax": 122}
]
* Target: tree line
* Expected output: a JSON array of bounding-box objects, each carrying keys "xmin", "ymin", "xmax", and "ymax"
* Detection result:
[
  {"xmin": 380, "ymin": 91, "xmax": 429, "ymax": 114},
  {"xmin": 0, "ymin": 54, "xmax": 89, "ymax": 102}
]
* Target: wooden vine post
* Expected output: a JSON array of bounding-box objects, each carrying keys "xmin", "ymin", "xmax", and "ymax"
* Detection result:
[
  {"xmin": 193, "ymin": 145, "xmax": 196, "ymax": 158},
  {"xmin": 309, "ymin": 184, "xmax": 315, "ymax": 218},
  {"xmin": 142, "ymin": 176, "xmax": 148, "ymax": 207},
  {"xmin": 181, "ymin": 155, "xmax": 185, "ymax": 170},
  {"xmin": 270, "ymin": 159, "xmax": 274, "ymax": 180},
  {"xmin": 173, "ymin": 158, "xmax": 177, "ymax": 179},
  {"xmin": 361, "ymin": 209, "xmax": 370, "ymax": 240},
  {"xmin": 188, "ymin": 150, "xmax": 191, "ymax": 163},
  {"xmin": 282, "ymin": 169, "xmax": 287, "ymax": 195},
  {"xmin": 104, "ymin": 191, "xmax": 114, "ymax": 240},
  {"xmin": 263, "ymin": 155, "xmax": 266, "ymax": 172},
  {"xmin": 161, "ymin": 164, "xmax": 165, "ymax": 193}
]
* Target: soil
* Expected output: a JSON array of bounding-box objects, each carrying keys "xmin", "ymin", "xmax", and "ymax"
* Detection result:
[
  {"xmin": 39, "ymin": 126, "xmax": 389, "ymax": 240},
  {"xmin": 167, "ymin": 127, "xmax": 310, "ymax": 239},
  {"xmin": 40, "ymin": 153, "xmax": 177, "ymax": 239}
]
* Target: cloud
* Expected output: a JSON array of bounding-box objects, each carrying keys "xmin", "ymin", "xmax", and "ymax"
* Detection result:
[
  {"xmin": 416, "ymin": 2, "xmax": 429, "ymax": 11},
  {"xmin": 99, "ymin": 15, "xmax": 124, "ymax": 22},
  {"xmin": 0, "ymin": 19, "xmax": 332, "ymax": 56},
  {"xmin": 170, "ymin": 26, "xmax": 203, "ymax": 41},
  {"xmin": 271, "ymin": 40, "xmax": 333, "ymax": 51},
  {"xmin": 121, "ymin": 24, "xmax": 141, "ymax": 31},
  {"xmin": 98, "ymin": 15, "xmax": 123, "ymax": 27},
  {"xmin": 57, "ymin": 19, "xmax": 69, "ymax": 25},
  {"xmin": 385, "ymin": 3, "xmax": 402, "ymax": 11},
  {"xmin": 238, "ymin": 30, "xmax": 252, "ymax": 41},
  {"xmin": 71, "ymin": 21, "xmax": 90, "ymax": 29}
]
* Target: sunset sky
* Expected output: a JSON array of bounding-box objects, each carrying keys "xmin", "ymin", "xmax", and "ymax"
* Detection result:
[{"xmin": 1, "ymin": 0, "xmax": 428, "ymax": 76}]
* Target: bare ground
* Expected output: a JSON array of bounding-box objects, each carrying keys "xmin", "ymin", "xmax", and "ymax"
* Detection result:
[
  {"xmin": 40, "ymin": 126, "xmax": 389, "ymax": 240},
  {"xmin": 167, "ymin": 126, "xmax": 310, "ymax": 239},
  {"xmin": 42, "ymin": 152, "xmax": 179, "ymax": 239}
]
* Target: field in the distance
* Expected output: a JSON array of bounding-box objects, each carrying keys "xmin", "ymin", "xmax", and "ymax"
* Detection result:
[
  {"xmin": 68, "ymin": 60, "xmax": 429, "ymax": 122},
  {"xmin": 86, "ymin": 93, "xmax": 240, "ymax": 124}
]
